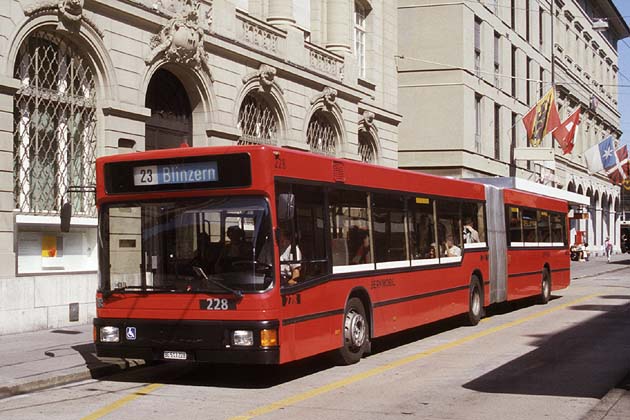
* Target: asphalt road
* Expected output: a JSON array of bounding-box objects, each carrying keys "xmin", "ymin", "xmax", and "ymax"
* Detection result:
[{"xmin": 1, "ymin": 260, "xmax": 630, "ymax": 420}]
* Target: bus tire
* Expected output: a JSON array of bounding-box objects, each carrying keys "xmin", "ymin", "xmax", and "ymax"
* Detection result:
[
  {"xmin": 538, "ymin": 268, "xmax": 551, "ymax": 304},
  {"xmin": 466, "ymin": 276, "xmax": 483, "ymax": 326},
  {"xmin": 336, "ymin": 297, "xmax": 369, "ymax": 365}
]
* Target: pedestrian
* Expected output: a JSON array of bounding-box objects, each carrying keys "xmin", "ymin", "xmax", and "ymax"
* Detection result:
[{"xmin": 604, "ymin": 237, "xmax": 613, "ymax": 263}]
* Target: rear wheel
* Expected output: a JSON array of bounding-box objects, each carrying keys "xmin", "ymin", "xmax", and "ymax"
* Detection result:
[
  {"xmin": 336, "ymin": 297, "xmax": 369, "ymax": 365},
  {"xmin": 538, "ymin": 268, "xmax": 551, "ymax": 304},
  {"xmin": 466, "ymin": 276, "xmax": 483, "ymax": 326}
]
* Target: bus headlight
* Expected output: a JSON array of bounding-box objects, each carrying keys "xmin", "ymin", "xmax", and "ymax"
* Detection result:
[
  {"xmin": 260, "ymin": 329, "xmax": 278, "ymax": 347},
  {"xmin": 232, "ymin": 330, "xmax": 254, "ymax": 346},
  {"xmin": 100, "ymin": 326, "xmax": 120, "ymax": 343}
]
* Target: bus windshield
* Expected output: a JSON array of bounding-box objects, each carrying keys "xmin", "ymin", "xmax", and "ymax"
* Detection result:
[{"xmin": 100, "ymin": 196, "xmax": 274, "ymax": 295}]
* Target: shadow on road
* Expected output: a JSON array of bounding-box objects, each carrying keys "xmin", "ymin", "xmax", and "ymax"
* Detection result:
[{"xmin": 463, "ymin": 300, "xmax": 630, "ymax": 399}]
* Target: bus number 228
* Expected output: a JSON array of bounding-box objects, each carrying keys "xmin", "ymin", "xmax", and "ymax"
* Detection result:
[{"xmin": 202, "ymin": 298, "xmax": 235, "ymax": 310}]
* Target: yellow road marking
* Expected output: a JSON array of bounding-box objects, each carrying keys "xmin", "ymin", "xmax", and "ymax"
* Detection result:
[
  {"xmin": 81, "ymin": 383, "xmax": 163, "ymax": 420},
  {"xmin": 230, "ymin": 293, "xmax": 599, "ymax": 420}
]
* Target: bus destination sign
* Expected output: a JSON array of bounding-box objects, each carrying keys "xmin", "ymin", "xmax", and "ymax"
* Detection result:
[{"xmin": 133, "ymin": 161, "xmax": 218, "ymax": 186}]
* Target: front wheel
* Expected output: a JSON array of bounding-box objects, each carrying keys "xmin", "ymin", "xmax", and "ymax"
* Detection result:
[
  {"xmin": 466, "ymin": 277, "xmax": 483, "ymax": 326},
  {"xmin": 336, "ymin": 297, "xmax": 370, "ymax": 365}
]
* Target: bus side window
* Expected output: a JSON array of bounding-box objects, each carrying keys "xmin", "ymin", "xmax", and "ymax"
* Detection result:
[
  {"xmin": 328, "ymin": 189, "xmax": 371, "ymax": 267},
  {"xmin": 275, "ymin": 182, "xmax": 327, "ymax": 284},
  {"xmin": 522, "ymin": 209, "xmax": 537, "ymax": 243},
  {"xmin": 550, "ymin": 212, "xmax": 565, "ymax": 244},
  {"xmin": 508, "ymin": 207, "xmax": 522, "ymax": 244},
  {"xmin": 372, "ymin": 193, "xmax": 407, "ymax": 263},
  {"xmin": 408, "ymin": 197, "xmax": 436, "ymax": 260},
  {"xmin": 462, "ymin": 201, "xmax": 485, "ymax": 245},
  {"xmin": 537, "ymin": 210, "xmax": 551, "ymax": 243},
  {"xmin": 436, "ymin": 200, "xmax": 462, "ymax": 258}
]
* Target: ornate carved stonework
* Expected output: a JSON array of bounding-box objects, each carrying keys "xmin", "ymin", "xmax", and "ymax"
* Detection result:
[
  {"xmin": 359, "ymin": 111, "xmax": 375, "ymax": 132},
  {"xmin": 59, "ymin": 0, "xmax": 83, "ymax": 23},
  {"xmin": 241, "ymin": 64, "xmax": 282, "ymax": 93},
  {"xmin": 311, "ymin": 87, "xmax": 338, "ymax": 110},
  {"xmin": 25, "ymin": 0, "xmax": 102, "ymax": 36},
  {"xmin": 146, "ymin": 0, "xmax": 213, "ymax": 80},
  {"xmin": 258, "ymin": 64, "xmax": 276, "ymax": 90}
]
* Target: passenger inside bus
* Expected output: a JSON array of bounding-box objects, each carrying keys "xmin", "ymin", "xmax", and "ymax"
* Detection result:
[
  {"xmin": 214, "ymin": 226, "xmax": 252, "ymax": 272},
  {"xmin": 426, "ymin": 244, "xmax": 437, "ymax": 258},
  {"xmin": 259, "ymin": 228, "xmax": 302, "ymax": 285},
  {"xmin": 278, "ymin": 228, "xmax": 301, "ymax": 285},
  {"xmin": 444, "ymin": 235, "xmax": 461, "ymax": 257},
  {"xmin": 351, "ymin": 229, "xmax": 371, "ymax": 264},
  {"xmin": 463, "ymin": 218, "xmax": 480, "ymax": 243}
]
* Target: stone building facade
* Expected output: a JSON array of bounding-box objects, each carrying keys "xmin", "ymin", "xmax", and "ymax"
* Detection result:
[
  {"xmin": 0, "ymin": 0, "xmax": 400, "ymax": 334},
  {"xmin": 397, "ymin": 0, "xmax": 628, "ymax": 253}
]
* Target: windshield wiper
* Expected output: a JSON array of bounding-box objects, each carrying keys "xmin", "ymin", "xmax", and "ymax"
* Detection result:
[
  {"xmin": 101, "ymin": 285, "xmax": 175, "ymax": 298},
  {"xmin": 192, "ymin": 266, "xmax": 243, "ymax": 299}
]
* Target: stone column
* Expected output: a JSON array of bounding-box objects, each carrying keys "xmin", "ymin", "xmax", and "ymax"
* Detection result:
[
  {"xmin": 0, "ymin": 76, "xmax": 21, "ymax": 276},
  {"xmin": 326, "ymin": 0, "xmax": 351, "ymax": 54},
  {"xmin": 268, "ymin": 0, "xmax": 295, "ymax": 27},
  {"xmin": 595, "ymin": 205, "xmax": 602, "ymax": 252},
  {"xmin": 610, "ymin": 204, "xmax": 617, "ymax": 251}
]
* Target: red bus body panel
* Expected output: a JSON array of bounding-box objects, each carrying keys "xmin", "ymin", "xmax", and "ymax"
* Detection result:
[
  {"xmin": 95, "ymin": 146, "xmax": 567, "ymax": 364},
  {"xmin": 503, "ymin": 189, "xmax": 570, "ymax": 301}
]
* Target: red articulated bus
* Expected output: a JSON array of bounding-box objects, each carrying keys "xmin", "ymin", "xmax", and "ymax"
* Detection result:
[{"xmin": 93, "ymin": 145, "xmax": 570, "ymax": 365}]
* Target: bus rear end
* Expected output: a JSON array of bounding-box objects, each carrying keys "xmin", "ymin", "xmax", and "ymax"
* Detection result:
[{"xmin": 94, "ymin": 147, "xmax": 283, "ymax": 364}]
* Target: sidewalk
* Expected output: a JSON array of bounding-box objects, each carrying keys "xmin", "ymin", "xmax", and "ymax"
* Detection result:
[
  {"xmin": 0, "ymin": 323, "xmax": 144, "ymax": 399},
  {"xmin": 0, "ymin": 257, "xmax": 629, "ymax": 420}
]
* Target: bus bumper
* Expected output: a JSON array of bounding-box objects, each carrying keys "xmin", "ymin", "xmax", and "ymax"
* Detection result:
[{"xmin": 93, "ymin": 318, "xmax": 280, "ymax": 365}]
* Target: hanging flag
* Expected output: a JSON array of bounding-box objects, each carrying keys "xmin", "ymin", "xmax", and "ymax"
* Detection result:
[
  {"xmin": 522, "ymin": 88, "xmax": 561, "ymax": 147},
  {"xmin": 552, "ymin": 107, "xmax": 581, "ymax": 155},
  {"xmin": 584, "ymin": 136, "xmax": 618, "ymax": 173},
  {"xmin": 606, "ymin": 145, "xmax": 629, "ymax": 185}
]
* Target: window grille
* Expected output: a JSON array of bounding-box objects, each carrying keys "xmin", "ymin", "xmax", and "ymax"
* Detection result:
[
  {"xmin": 358, "ymin": 132, "xmax": 376, "ymax": 163},
  {"xmin": 13, "ymin": 31, "xmax": 96, "ymax": 216},
  {"xmin": 306, "ymin": 110, "xmax": 337, "ymax": 156},
  {"xmin": 237, "ymin": 93, "xmax": 279, "ymax": 145}
]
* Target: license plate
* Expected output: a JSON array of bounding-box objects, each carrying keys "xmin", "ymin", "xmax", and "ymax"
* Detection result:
[{"xmin": 163, "ymin": 351, "xmax": 187, "ymax": 360}]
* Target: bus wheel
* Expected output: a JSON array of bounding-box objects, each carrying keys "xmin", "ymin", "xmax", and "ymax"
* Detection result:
[
  {"xmin": 337, "ymin": 297, "xmax": 369, "ymax": 365},
  {"xmin": 466, "ymin": 276, "xmax": 482, "ymax": 326},
  {"xmin": 538, "ymin": 268, "xmax": 551, "ymax": 304}
]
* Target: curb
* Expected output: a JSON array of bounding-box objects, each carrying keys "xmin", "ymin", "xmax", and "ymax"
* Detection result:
[
  {"xmin": 0, "ymin": 359, "xmax": 145, "ymax": 400},
  {"xmin": 581, "ymin": 371, "xmax": 630, "ymax": 420},
  {"xmin": 571, "ymin": 264, "xmax": 629, "ymax": 280}
]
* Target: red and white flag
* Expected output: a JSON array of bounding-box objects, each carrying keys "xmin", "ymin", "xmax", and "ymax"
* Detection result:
[
  {"xmin": 552, "ymin": 108, "xmax": 581, "ymax": 155},
  {"xmin": 606, "ymin": 145, "xmax": 629, "ymax": 185},
  {"xmin": 522, "ymin": 88, "xmax": 561, "ymax": 147}
]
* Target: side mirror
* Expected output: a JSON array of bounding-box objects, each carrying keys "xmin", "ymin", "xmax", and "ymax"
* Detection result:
[
  {"xmin": 277, "ymin": 193, "xmax": 295, "ymax": 221},
  {"xmin": 60, "ymin": 202, "xmax": 72, "ymax": 232}
]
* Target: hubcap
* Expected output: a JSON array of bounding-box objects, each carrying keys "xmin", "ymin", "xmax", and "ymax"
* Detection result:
[{"xmin": 344, "ymin": 309, "xmax": 366, "ymax": 350}]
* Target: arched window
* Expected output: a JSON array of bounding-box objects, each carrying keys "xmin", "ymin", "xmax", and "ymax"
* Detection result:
[
  {"xmin": 306, "ymin": 110, "xmax": 337, "ymax": 155},
  {"xmin": 145, "ymin": 68, "xmax": 192, "ymax": 150},
  {"xmin": 14, "ymin": 31, "xmax": 97, "ymax": 215},
  {"xmin": 358, "ymin": 131, "xmax": 376, "ymax": 163},
  {"xmin": 237, "ymin": 92, "xmax": 279, "ymax": 145}
]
